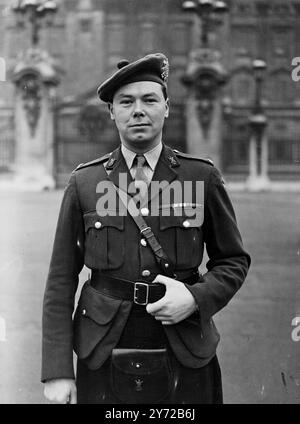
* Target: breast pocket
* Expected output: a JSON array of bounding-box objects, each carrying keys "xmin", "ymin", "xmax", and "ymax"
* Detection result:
[
  {"xmin": 159, "ymin": 206, "xmax": 204, "ymax": 269},
  {"xmin": 83, "ymin": 211, "xmax": 125, "ymax": 270}
]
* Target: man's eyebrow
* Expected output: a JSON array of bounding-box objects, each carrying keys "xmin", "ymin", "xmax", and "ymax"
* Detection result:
[
  {"xmin": 116, "ymin": 92, "xmax": 160, "ymax": 98},
  {"xmin": 143, "ymin": 92, "xmax": 160, "ymax": 97},
  {"xmin": 115, "ymin": 93, "xmax": 134, "ymax": 98}
]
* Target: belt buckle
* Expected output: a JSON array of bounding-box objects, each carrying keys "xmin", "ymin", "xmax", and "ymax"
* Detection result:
[{"xmin": 134, "ymin": 282, "xmax": 149, "ymax": 305}]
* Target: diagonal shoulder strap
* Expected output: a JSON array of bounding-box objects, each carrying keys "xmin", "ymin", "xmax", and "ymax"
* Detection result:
[{"xmin": 113, "ymin": 185, "xmax": 176, "ymax": 279}]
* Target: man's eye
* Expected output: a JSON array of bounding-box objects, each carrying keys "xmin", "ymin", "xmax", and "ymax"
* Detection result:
[
  {"xmin": 120, "ymin": 99, "xmax": 132, "ymax": 105},
  {"xmin": 145, "ymin": 98, "xmax": 156, "ymax": 103}
]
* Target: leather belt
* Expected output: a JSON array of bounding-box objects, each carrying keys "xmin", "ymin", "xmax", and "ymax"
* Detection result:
[{"xmin": 90, "ymin": 270, "xmax": 200, "ymax": 306}]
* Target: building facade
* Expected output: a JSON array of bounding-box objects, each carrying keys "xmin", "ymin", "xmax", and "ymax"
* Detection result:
[{"xmin": 0, "ymin": 0, "xmax": 299, "ymax": 186}]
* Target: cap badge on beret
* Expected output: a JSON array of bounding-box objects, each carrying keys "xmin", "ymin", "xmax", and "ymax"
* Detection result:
[{"xmin": 161, "ymin": 58, "xmax": 169, "ymax": 83}]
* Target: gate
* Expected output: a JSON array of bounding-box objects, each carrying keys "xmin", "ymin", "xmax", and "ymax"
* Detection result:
[
  {"xmin": 222, "ymin": 110, "xmax": 300, "ymax": 180},
  {"xmin": 54, "ymin": 101, "xmax": 119, "ymax": 187},
  {"xmin": 222, "ymin": 113, "xmax": 250, "ymax": 178}
]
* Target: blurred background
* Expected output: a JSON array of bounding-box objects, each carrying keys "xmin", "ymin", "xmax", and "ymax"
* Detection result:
[{"xmin": 0, "ymin": 0, "xmax": 300, "ymax": 404}]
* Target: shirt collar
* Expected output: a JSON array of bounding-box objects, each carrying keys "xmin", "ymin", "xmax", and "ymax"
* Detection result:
[{"xmin": 121, "ymin": 142, "xmax": 163, "ymax": 171}]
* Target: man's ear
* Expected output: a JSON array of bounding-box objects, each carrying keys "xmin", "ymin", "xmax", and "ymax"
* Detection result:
[
  {"xmin": 165, "ymin": 98, "xmax": 170, "ymax": 119},
  {"xmin": 108, "ymin": 103, "xmax": 115, "ymax": 120}
]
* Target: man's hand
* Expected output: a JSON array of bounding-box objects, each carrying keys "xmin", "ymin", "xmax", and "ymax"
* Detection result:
[
  {"xmin": 44, "ymin": 378, "xmax": 77, "ymax": 404},
  {"xmin": 146, "ymin": 274, "xmax": 198, "ymax": 325}
]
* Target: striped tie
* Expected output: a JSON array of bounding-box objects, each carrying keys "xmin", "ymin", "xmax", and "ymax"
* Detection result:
[{"xmin": 134, "ymin": 154, "xmax": 149, "ymax": 206}]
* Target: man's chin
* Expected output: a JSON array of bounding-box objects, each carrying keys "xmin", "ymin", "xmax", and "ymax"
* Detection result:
[{"xmin": 128, "ymin": 136, "xmax": 151, "ymax": 143}]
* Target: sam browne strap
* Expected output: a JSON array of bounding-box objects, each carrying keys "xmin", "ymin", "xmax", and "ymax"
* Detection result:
[{"xmin": 112, "ymin": 184, "xmax": 176, "ymax": 279}]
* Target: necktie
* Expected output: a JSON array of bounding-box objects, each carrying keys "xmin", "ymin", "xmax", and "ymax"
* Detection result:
[{"xmin": 134, "ymin": 154, "xmax": 149, "ymax": 206}]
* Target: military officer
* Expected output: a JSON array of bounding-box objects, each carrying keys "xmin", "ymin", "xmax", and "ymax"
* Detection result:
[{"xmin": 42, "ymin": 53, "xmax": 250, "ymax": 404}]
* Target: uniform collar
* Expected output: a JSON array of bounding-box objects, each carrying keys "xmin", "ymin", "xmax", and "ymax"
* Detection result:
[
  {"xmin": 105, "ymin": 143, "xmax": 179, "ymax": 206},
  {"xmin": 121, "ymin": 142, "xmax": 163, "ymax": 171},
  {"xmin": 105, "ymin": 142, "xmax": 180, "ymax": 171}
]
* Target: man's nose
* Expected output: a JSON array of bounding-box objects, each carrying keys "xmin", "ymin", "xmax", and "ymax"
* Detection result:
[{"xmin": 132, "ymin": 100, "xmax": 145, "ymax": 118}]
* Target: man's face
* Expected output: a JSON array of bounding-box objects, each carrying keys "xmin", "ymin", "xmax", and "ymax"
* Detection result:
[{"xmin": 109, "ymin": 81, "xmax": 169, "ymax": 149}]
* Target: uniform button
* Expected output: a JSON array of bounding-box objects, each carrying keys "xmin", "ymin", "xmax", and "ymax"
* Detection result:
[
  {"xmin": 94, "ymin": 221, "xmax": 102, "ymax": 229},
  {"xmin": 142, "ymin": 270, "xmax": 151, "ymax": 277},
  {"xmin": 140, "ymin": 207, "xmax": 149, "ymax": 216},
  {"xmin": 140, "ymin": 238, "xmax": 147, "ymax": 247},
  {"xmin": 183, "ymin": 220, "xmax": 190, "ymax": 228},
  {"xmin": 82, "ymin": 309, "xmax": 86, "ymax": 316}
]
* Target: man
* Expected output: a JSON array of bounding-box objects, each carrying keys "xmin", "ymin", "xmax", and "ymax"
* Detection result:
[{"xmin": 42, "ymin": 53, "xmax": 250, "ymax": 404}]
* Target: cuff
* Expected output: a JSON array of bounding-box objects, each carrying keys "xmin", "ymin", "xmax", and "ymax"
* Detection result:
[{"xmin": 41, "ymin": 341, "xmax": 75, "ymax": 383}]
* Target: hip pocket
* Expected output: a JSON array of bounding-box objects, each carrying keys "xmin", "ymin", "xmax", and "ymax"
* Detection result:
[{"xmin": 73, "ymin": 281, "xmax": 123, "ymax": 360}]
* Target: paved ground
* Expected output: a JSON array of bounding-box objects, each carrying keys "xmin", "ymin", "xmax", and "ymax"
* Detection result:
[{"xmin": 0, "ymin": 189, "xmax": 299, "ymax": 404}]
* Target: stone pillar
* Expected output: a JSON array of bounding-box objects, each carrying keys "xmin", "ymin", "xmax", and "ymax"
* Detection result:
[
  {"xmin": 246, "ymin": 117, "xmax": 270, "ymax": 191},
  {"xmin": 261, "ymin": 132, "xmax": 269, "ymax": 181},
  {"xmin": 248, "ymin": 134, "xmax": 256, "ymax": 182},
  {"xmin": 11, "ymin": 48, "xmax": 61, "ymax": 190},
  {"xmin": 185, "ymin": 92, "xmax": 223, "ymax": 168},
  {"xmin": 182, "ymin": 49, "xmax": 227, "ymax": 168}
]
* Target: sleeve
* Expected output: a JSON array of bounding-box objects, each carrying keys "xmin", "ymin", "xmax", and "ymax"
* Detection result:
[
  {"xmin": 185, "ymin": 166, "xmax": 251, "ymax": 321},
  {"xmin": 41, "ymin": 171, "xmax": 85, "ymax": 382}
]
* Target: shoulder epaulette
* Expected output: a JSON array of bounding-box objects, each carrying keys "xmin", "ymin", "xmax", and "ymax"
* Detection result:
[
  {"xmin": 74, "ymin": 152, "xmax": 111, "ymax": 171},
  {"xmin": 173, "ymin": 149, "xmax": 214, "ymax": 166}
]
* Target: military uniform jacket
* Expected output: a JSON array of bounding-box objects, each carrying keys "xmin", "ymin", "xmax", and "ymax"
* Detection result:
[{"xmin": 41, "ymin": 144, "xmax": 250, "ymax": 382}]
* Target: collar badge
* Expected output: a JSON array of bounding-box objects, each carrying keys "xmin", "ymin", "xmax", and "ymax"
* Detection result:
[
  {"xmin": 106, "ymin": 157, "xmax": 116, "ymax": 168},
  {"xmin": 168, "ymin": 155, "xmax": 178, "ymax": 167}
]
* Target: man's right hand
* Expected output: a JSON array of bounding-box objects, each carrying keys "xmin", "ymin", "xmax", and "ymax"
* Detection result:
[{"xmin": 44, "ymin": 378, "xmax": 77, "ymax": 404}]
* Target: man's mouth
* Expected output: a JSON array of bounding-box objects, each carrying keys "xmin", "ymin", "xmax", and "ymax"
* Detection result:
[{"xmin": 129, "ymin": 123, "xmax": 151, "ymax": 128}]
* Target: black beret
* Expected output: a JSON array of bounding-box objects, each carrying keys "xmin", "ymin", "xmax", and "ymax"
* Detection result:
[{"xmin": 97, "ymin": 52, "xmax": 169, "ymax": 103}]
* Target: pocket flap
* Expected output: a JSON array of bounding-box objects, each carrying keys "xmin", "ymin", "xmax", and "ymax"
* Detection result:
[
  {"xmin": 160, "ymin": 206, "xmax": 203, "ymax": 230},
  {"xmin": 111, "ymin": 349, "xmax": 168, "ymax": 375},
  {"xmin": 78, "ymin": 282, "xmax": 122, "ymax": 325},
  {"xmin": 84, "ymin": 211, "xmax": 124, "ymax": 231}
]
